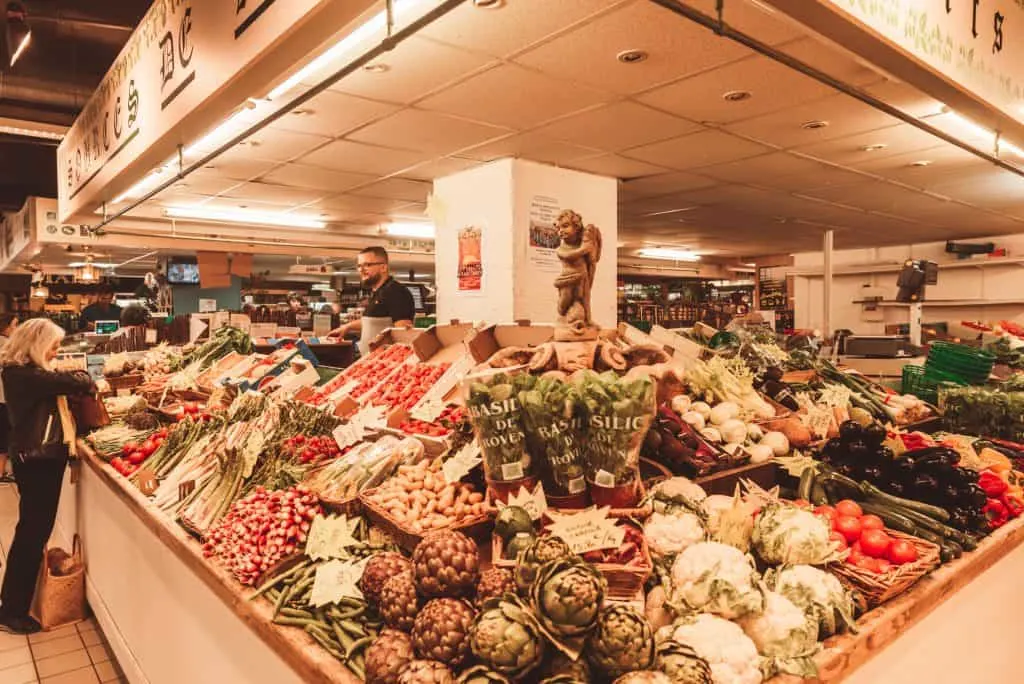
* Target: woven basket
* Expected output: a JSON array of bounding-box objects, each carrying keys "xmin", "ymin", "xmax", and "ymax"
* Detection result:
[
  {"xmin": 828, "ymin": 529, "xmax": 941, "ymax": 608},
  {"xmin": 491, "ymin": 531, "xmax": 652, "ymax": 600},
  {"xmin": 359, "ymin": 487, "xmax": 492, "ymax": 553},
  {"xmin": 106, "ymin": 373, "xmax": 145, "ymax": 391},
  {"xmin": 483, "ymin": 475, "xmax": 653, "ymax": 520},
  {"xmin": 31, "ymin": 536, "xmax": 86, "ymax": 630}
]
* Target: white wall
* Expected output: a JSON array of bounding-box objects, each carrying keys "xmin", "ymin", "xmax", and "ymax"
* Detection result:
[{"xmin": 793, "ymin": 235, "xmax": 1024, "ymax": 333}]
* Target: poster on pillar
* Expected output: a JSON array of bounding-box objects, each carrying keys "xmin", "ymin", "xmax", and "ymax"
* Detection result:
[
  {"xmin": 457, "ymin": 225, "xmax": 483, "ymax": 293},
  {"xmin": 528, "ymin": 195, "xmax": 562, "ymax": 273}
]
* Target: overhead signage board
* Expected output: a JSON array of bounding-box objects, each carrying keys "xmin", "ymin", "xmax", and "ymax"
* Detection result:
[
  {"xmin": 763, "ymin": 0, "xmax": 1024, "ymax": 135},
  {"xmin": 57, "ymin": 0, "xmax": 381, "ymax": 223}
]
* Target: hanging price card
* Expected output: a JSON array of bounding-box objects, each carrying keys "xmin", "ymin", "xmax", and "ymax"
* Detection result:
[
  {"xmin": 309, "ymin": 558, "xmax": 368, "ymax": 607},
  {"xmin": 441, "ymin": 442, "xmax": 482, "ymax": 484},
  {"xmin": 545, "ymin": 507, "xmax": 624, "ymax": 554},
  {"xmin": 305, "ymin": 515, "xmax": 360, "ymax": 562}
]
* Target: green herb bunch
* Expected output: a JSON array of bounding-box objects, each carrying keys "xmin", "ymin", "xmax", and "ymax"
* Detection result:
[
  {"xmin": 518, "ymin": 375, "xmax": 586, "ymax": 496},
  {"xmin": 573, "ymin": 370, "xmax": 656, "ymax": 486},
  {"xmin": 464, "ymin": 370, "xmax": 536, "ymax": 482}
]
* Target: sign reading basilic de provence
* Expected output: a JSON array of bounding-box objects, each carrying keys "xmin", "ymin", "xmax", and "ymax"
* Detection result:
[{"xmin": 56, "ymin": 0, "xmax": 370, "ymax": 223}]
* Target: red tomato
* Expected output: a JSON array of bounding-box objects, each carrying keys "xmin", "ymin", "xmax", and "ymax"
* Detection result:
[
  {"xmin": 834, "ymin": 515, "xmax": 863, "ymax": 544},
  {"xmin": 792, "ymin": 499, "xmax": 812, "ymax": 509},
  {"xmin": 122, "ymin": 442, "xmax": 139, "ymax": 456},
  {"xmin": 140, "ymin": 439, "xmax": 157, "ymax": 457},
  {"xmin": 110, "ymin": 457, "xmax": 125, "ymax": 473},
  {"xmin": 859, "ymin": 529, "xmax": 892, "ymax": 558},
  {"xmin": 860, "ymin": 514, "xmax": 885, "ymax": 532},
  {"xmin": 888, "ymin": 540, "xmax": 918, "ymax": 565},
  {"xmin": 835, "ymin": 500, "xmax": 864, "ymax": 518},
  {"xmin": 829, "ymin": 530, "xmax": 848, "ymax": 551},
  {"xmin": 874, "ymin": 558, "xmax": 893, "ymax": 574},
  {"xmin": 814, "ymin": 505, "xmax": 837, "ymax": 523},
  {"xmin": 127, "ymin": 451, "xmax": 147, "ymax": 466},
  {"xmin": 847, "ymin": 541, "xmax": 864, "ymax": 565},
  {"xmin": 856, "ymin": 556, "xmax": 883, "ymax": 573}
]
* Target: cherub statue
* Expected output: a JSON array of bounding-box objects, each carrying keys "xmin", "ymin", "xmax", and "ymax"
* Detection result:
[{"xmin": 553, "ymin": 209, "xmax": 602, "ymax": 340}]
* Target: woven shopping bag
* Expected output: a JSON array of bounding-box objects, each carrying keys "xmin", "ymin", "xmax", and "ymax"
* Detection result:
[{"xmin": 31, "ymin": 535, "xmax": 87, "ymax": 630}]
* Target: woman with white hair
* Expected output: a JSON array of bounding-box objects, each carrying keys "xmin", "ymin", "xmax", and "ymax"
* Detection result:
[{"xmin": 0, "ymin": 318, "xmax": 96, "ymax": 634}]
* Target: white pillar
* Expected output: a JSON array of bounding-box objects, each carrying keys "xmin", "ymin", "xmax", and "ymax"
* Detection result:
[
  {"xmin": 823, "ymin": 229, "xmax": 834, "ymax": 339},
  {"xmin": 432, "ymin": 158, "xmax": 619, "ymax": 327}
]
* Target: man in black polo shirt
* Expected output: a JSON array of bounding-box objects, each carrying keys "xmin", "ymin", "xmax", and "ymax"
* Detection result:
[{"xmin": 329, "ymin": 246, "xmax": 415, "ymax": 354}]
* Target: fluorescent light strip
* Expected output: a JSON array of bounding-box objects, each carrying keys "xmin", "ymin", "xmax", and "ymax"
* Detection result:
[
  {"xmin": 165, "ymin": 206, "xmax": 326, "ymax": 229},
  {"xmin": 112, "ymin": 159, "xmax": 176, "ymax": 204},
  {"xmin": 385, "ymin": 222, "xmax": 435, "ymax": 239},
  {"xmin": 184, "ymin": 101, "xmax": 262, "ymax": 158},
  {"xmin": 267, "ymin": 0, "xmax": 433, "ymax": 101},
  {"xmin": 10, "ymin": 31, "xmax": 31, "ymax": 66},
  {"xmin": 0, "ymin": 125, "xmax": 63, "ymax": 140},
  {"xmin": 999, "ymin": 139, "xmax": 1024, "ymax": 158},
  {"xmin": 637, "ymin": 248, "xmax": 701, "ymax": 262}
]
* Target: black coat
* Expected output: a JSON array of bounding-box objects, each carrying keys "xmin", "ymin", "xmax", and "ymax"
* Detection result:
[{"xmin": 2, "ymin": 365, "xmax": 96, "ymax": 460}]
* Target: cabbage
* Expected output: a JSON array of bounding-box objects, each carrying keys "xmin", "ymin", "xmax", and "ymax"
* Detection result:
[
  {"xmin": 662, "ymin": 614, "xmax": 763, "ymax": 684},
  {"xmin": 752, "ymin": 504, "xmax": 839, "ymax": 566},
  {"xmin": 645, "ymin": 511, "xmax": 706, "ymax": 564},
  {"xmin": 668, "ymin": 542, "xmax": 764, "ymax": 619},
  {"xmin": 763, "ymin": 565, "xmax": 858, "ymax": 639},
  {"xmin": 648, "ymin": 477, "xmax": 708, "ymax": 516},
  {"xmin": 737, "ymin": 591, "xmax": 819, "ymax": 678}
]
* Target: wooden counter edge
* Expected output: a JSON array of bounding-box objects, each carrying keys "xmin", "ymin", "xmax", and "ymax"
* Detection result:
[
  {"xmin": 76, "ymin": 442, "xmax": 361, "ymax": 684},
  {"xmin": 770, "ymin": 518, "xmax": 1024, "ymax": 684}
]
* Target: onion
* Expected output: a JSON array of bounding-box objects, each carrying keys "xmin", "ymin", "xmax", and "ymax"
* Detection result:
[
  {"xmin": 709, "ymin": 401, "xmax": 740, "ymax": 425},
  {"xmin": 682, "ymin": 411, "xmax": 705, "ymax": 430}
]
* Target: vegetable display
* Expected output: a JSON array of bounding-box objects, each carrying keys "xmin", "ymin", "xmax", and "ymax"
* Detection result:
[
  {"xmin": 517, "ymin": 375, "xmax": 587, "ymax": 498},
  {"xmin": 362, "ymin": 458, "xmax": 486, "ymax": 535},
  {"xmin": 464, "ymin": 369, "xmax": 535, "ymax": 485},
  {"xmin": 575, "ymin": 370, "xmax": 655, "ymax": 489}
]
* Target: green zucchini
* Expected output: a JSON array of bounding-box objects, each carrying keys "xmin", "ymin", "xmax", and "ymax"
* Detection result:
[
  {"xmin": 818, "ymin": 470, "xmax": 863, "ymax": 499},
  {"xmin": 860, "ymin": 482, "xmax": 951, "ymax": 522},
  {"xmin": 944, "ymin": 540, "xmax": 964, "ymax": 559},
  {"xmin": 856, "ymin": 501, "xmax": 918, "ymax": 535},
  {"xmin": 881, "ymin": 503, "xmax": 977, "ymax": 549},
  {"xmin": 810, "ymin": 480, "xmax": 830, "ymax": 506},
  {"xmin": 797, "ymin": 467, "xmax": 815, "ymax": 502}
]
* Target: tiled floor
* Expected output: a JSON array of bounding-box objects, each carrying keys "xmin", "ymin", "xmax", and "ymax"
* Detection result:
[{"xmin": 0, "ymin": 482, "xmax": 127, "ymax": 684}]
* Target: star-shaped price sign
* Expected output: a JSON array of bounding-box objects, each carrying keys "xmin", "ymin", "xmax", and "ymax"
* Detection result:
[
  {"xmin": 441, "ymin": 442, "xmax": 482, "ymax": 484},
  {"xmin": 545, "ymin": 507, "xmax": 624, "ymax": 555},
  {"xmin": 309, "ymin": 558, "xmax": 368, "ymax": 607},
  {"xmin": 332, "ymin": 404, "xmax": 387, "ymax": 450},
  {"xmin": 305, "ymin": 515, "xmax": 360, "ymax": 562},
  {"xmin": 496, "ymin": 482, "xmax": 548, "ymax": 521}
]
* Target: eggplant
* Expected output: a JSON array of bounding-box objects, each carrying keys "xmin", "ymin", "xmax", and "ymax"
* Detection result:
[
  {"xmin": 764, "ymin": 366, "xmax": 784, "ymax": 382},
  {"xmin": 862, "ymin": 422, "xmax": 887, "ymax": 447},
  {"xmin": 861, "ymin": 464, "xmax": 884, "ymax": 483},
  {"xmin": 822, "ymin": 437, "xmax": 845, "ymax": 457},
  {"xmin": 948, "ymin": 466, "xmax": 978, "ymax": 487},
  {"xmin": 836, "ymin": 462, "xmax": 859, "ymax": 479},
  {"xmin": 877, "ymin": 446, "xmax": 895, "ymax": 462},
  {"xmin": 846, "ymin": 441, "xmax": 872, "ymax": 461},
  {"xmin": 891, "ymin": 457, "xmax": 916, "ymax": 479},
  {"xmin": 839, "ymin": 420, "xmax": 864, "ymax": 444},
  {"xmin": 884, "ymin": 480, "xmax": 907, "ymax": 497},
  {"xmin": 959, "ymin": 482, "xmax": 988, "ymax": 509},
  {"xmin": 949, "ymin": 508, "xmax": 973, "ymax": 532},
  {"xmin": 941, "ymin": 482, "xmax": 963, "ymax": 506},
  {"xmin": 906, "ymin": 446, "xmax": 960, "ymax": 469},
  {"xmin": 911, "ymin": 472, "xmax": 940, "ymax": 499}
]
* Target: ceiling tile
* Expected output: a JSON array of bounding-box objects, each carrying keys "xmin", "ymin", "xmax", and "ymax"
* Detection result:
[
  {"xmin": 623, "ymin": 129, "xmax": 774, "ymax": 170},
  {"xmin": 349, "ymin": 178, "xmax": 432, "ymax": 203},
  {"xmin": 514, "ymin": 0, "xmax": 749, "ymax": 95},
  {"xmin": 267, "ymin": 91, "xmax": 399, "ymax": 137},
  {"xmin": 399, "ymin": 156, "xmax": 480, "ymax": 181},
  {"xmin": 779, "ymin": 36, "xmax": 884, "ymax": 88},
  {"xmin": 234, "ymin": 129, "xmax": 331, "ymax": 162},
  {"xmin": 330, "ymin": 37, "xmax": 495, "ymax": 105},
  {"xmin": 696, "ymin": 152, "xmax": 862, "ymax": 190},
  {"xmin": 461, "ymin": 132, "xmax": 602, "ymax": 165},
  {"xmin": 298, "ymin": 139, "xmax": 429, "ymax": 176},
  {"xmin": 164, "ymin": 168, "xmax": 242, "ymax": 196},
  {"xmin": 724, "ymin": 93, "xmax": 900, "ymax": 149},
  {"xmin": 791, "ymin": 124, "xmax": 946, "ymax": 166},
  {"xmin": 864, "ymin": 79, "xmax": 944, "ymax": 119},
  {"xmin": 314, "ymin": 194, "xmax": 418, "ymax": 216},
  {"xmin": 619, "ymin": 171, "xmax": 719, "ymax": 199},
  {"xmin": 419, "ymin": 0, "xmax": 629, "ymax": 58},
  {"xmin": 215, "ymin": 181, "xmax": 328, "ymax": 206},
  {"xmin": 797, "ymin": 181, "xmax": 957, "ymax": 221},
  {"xmin": 198, "ymin": 148, "xmax": 280, "ymax": 182},
  {"xmin": 532, "ymin": 101, "xmax": 700, "ymax": 151},
  {"xmin": 683, "ymin": 0, "xmax": 805, "ymax": 46},
  {"xmin": 418, "ymin": 63, "xmax": 610, "ymax": 129},
  {"xmin": 260, "ymin": 163, "xmax": 377, "ymax": 193},
  {"xmin": 565, "ymin": 154, "xmax": 670, "ymax": 179},
  {"xmin": 347, "ymin": 109, "xmax": 510, "ymax": 155},
  {"xmin": 638, "ymin": 54, "xmax": 833, "ymax": 124},
  {"xmin": 927, "ymin": 168, "xmax": 1024, "ymax": 210}
]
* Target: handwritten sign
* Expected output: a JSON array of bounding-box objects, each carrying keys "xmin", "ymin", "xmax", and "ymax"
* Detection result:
[
  {"xmin": 305, "ymin": 515, "xmax": 360, "ymax": 562},
  {"xmin": 332, "ymin": 405, "xmax": 387, "ymax": 450},
  {"xmin": 497, "ymin": 481, "xmax": 548, "ymax": 521},
  {"xmin": 545, "ymin": 507, "xmax": 624, "ymax": 554},
  {"xmin": 442, "ymin": 442, "xmax": 482, "ymax": 484},
  {"xmin": 410, "ymin": 396, "xmax": 446, "ymax": 424},
  {"xmin": 135, "ymin": 467, "xmax": 158, "ymax": 496},
  {"xmin": 309, "ymin": 558, "xmax": 368, "ymax": 607}
]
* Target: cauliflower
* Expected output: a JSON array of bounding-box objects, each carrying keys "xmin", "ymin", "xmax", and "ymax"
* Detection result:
[
  {"xmin": 763, "ymin": 565, "xmax": 858, "ymax": 639},
  {"xmin": 668, "ymin": 542, "xmax": 764, "ymax": 619},
  {"xmin": 645, "ymin": 511, "xmax": 706, "ymax": 563},
  {"xmin": 664, "ymin": 614, "xmax": 763, "ymax": 684},
  {"xmin": 738, "ymin": 591, "xmax": 820, "ymax": 678},
  {"xmin": 752, "ymin": 504, "xmax": 838, "ymax": 566},
  {"xmin": 649, "ymin": 477, "xmax": 708, "ymax": 516}
]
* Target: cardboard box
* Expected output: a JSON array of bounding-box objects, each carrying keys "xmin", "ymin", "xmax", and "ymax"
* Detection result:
[
  {"xmin": 410, "ymin": 321, "xmax": 478, "ymax": 363},
  {"xmin": 466, "ymin": 321, "xmax": 555, "ymax": 364},
  {"xmin": 367, "ymin": 326, "xmax": 423, "ymax": 352}
]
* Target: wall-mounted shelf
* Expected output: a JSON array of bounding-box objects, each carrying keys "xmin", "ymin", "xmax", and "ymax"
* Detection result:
[
  {"xmin": 793, "ymin": 257, "xmax": 1024, "ymax": 277},
  {"xmin": 853, "ymin": 299, "xmax": 1024, "ymax": 308}
]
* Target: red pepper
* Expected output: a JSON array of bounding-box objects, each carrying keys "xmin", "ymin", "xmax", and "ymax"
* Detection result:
[
  {"xmin": 1001, "ymin": 493, "xmax": 1024, "ymax": 519},
  {"xmin": 983, "ymin": 498, "xmax": 1010, "ymax": 529},
  {"xmin": 979, "ymin": 471, "xmax": 1009, "ymax": 497}
]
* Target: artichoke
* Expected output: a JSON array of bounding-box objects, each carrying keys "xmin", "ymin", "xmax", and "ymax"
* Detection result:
[
  {"xmin": 584, "ymin": 605, "xmax": 656, "ymax": 679},
  {"xmin": 539, "ymin": 677, "xmax": 586, "ymax": 684},
  {"xmin": 656, "ymin": 639, "xmax": 713, "ymax": 684},
  {"xmin": 361, "ymin": 552, "xmax": 413, "ymax": 605},
  {"xmin": 397, "ymin": 660, "xmax": 455, "ymax": 684},
  {"xmin": 413, "ymin": 530, "xmax": 481, "ymax": 599},
  {"xmin": 515, "ymin": 535, "xmax": 573, "ymax": 593},
  {"xmin": 539, "ymin": 651, "xmax": 592, "ymax": 682},
  {"xmin": 614, "ymin": 672, "xmax": 672, "ymax": 684},
  {"xmin": 476, "ymin": 567, "xmax": 517, "ymax": 608},
  {"xmin": 531, "ymin": 557, "xmax": 606, "ymax": 641},
  {"xmin": 411, "ymin": 598, "xmax": 476, "ymax": 667},
  {"xmin": 454, "ymin": 665, "xmax": 511, "ymax": 684},
  {"xmin": 365, "ymin": 630, "xmax": 415, "ymax": 684},
  {"xmin": 469, "ymin": 596, "xmax": 546, "ymax": 679}
]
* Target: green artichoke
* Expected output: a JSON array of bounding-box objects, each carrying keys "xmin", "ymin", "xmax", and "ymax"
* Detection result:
[
  {"xmin": 454, "ymin": 665, "xmax": 511, "ymax": 684},
  {"xmin": 613, "ymin": 672, "xmax": 673, "ymax": 684},
  {"xmin": 515, "ymin": 535, "xmax": 573, "ymax": 593},
  {"xmin": 531, "ymin": 557, "xmax": 606, "ymax": 641},
  {"xmin": 584, "ymin": 605, "xmax": 656, "ymax": 679},
  {"xmin": 655, "ymin": 640, "xmax": 713, "ymax": 684},
  {"xmin": 469, "ymin": 596, "xmax": 546, "ymax": 679},
  {"xmin": 539, "ymin": 651, "xmax": 592, "ymax": 682},
  {"xmin": 538, "ymin": 676, "xmax": 587, "ymax": 684}
]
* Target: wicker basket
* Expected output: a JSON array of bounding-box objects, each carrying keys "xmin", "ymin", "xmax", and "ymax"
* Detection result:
[
  {"xmin": 106, "ymin": 373, "xmax": 145, "ymax": 391},
  {"xmin": 483, "ymin": 475, "xmax": 653, "ymax": 520},
  {"xmin": 828, "ymin": 529, "xmax": 941, "ymax": 608},
  {"xmin": 491, "ymin": 529, "xmax": 652, "ymax": 600},
  {"xmin": 359, "ymin": 487, "xmax": 492, "ymax": 553}
]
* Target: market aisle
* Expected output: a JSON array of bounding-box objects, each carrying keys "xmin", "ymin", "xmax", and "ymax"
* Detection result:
[{"xmin": 0, "ymin": 482, "xmax": 127, "ymax": 684}]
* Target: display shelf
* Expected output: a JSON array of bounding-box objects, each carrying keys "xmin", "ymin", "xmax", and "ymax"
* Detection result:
[
  {"xmin": 792, "ymin": 256, "xmax": 1024, "ymax": 277},
  {"xmin": 853, "ymin": 299, "xmax": 1024, "ymax": 307}
]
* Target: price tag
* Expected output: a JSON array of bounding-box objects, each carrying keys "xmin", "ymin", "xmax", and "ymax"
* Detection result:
[
  {"xmin": 498, "ymin": 481, "xmax": 548, "ymax": 521},
  {"xmin": 332, "ymin": 404, "xmax": 387, "ymax": 449},
  {"xmin": 410, "ymin": 396, "xmax": 445, "ymax": 423},
  {"xmin": 306, "ymin": 515, "xmax": 360, "ymax": 562},
  {"xmin": 334, "ymin": 380, "xmax": 359, "ymax": 398},
  {"xmin": 136, "ymin": 467, "xmax": 158, "ymax": 496},
  {"xmin": 545, "ymin": 507, "xmax": 625, "ymax": 554},
  {"xmin": 442, "ymin": 442, "xmax": 482, "ymax": 484},
  {"xmin": 309, "ymin": 558, "xmax": 368, "ymax": 607}
]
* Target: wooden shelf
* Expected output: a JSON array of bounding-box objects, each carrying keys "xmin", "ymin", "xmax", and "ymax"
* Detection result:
[
  {"xmin": 853, "ymin": 299, "xmax": 1024, "ymax": 307},
  {"xmin": 792, "ymin": 256, "xmax": 1024, "ymax": 277}
]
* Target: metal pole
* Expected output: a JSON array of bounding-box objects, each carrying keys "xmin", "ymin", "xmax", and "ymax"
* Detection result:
[{"xmin": 823, "ymin": 229, "xmax": 834, "ymax": 341}]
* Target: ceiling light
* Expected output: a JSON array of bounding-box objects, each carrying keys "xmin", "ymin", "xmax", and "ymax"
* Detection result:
[
  {"xmin": 363, "ymin": 63, "xmax": 390, "ymax": 73},
  {"xmin": 998, "ymin": 138, "xmax": 1024, "ymax": 158},
  {"xmin": 473, "ymin": 0, "xmax": 504, "ymax": 7},
  {"xmin": 6, "ymin": 2, "xmax": 31, "ymax": 67},
  {"xmin": 860, "ymin": 143, "xmax": 887, "ymax": 152},
  {"xmin": 802, "ymin": 120, "xmax": 829, "ymax": 130},
  {"xmin": 941, "ymin": 109, "xmax": 994, "ymax": 142},
  {"xmin": 267, "ymin": 0, "xmax": 436, "ymax": 101},
  {"xmin": 616, "ymin": 49, "xmax": 648, "ymax": 64},
  {"xmin": 164, "ymin": 206, "xmax": 326, "ymax": 229},
  {"xmin": 112, "ymin": 158, "xmax": 177, "ymax": 204},
  {"xmin": 30, "ymin": 285, "xmax": 48, "ymax": 299},
  {"xmin": 184, "ymin": 100, "xmax": 262, "ymax": 158},
  {"xmin": 909, "ymin": 160, "xmax": 932, "ymax": 167},
  {"xmin": 643, "ymin": 206, "xmax": 698, "ymax": 217},
  {"xmin": 637, "ymin": 247, "xmax": 701, "ymax": 262},
  {"xmin": 723, "ymin": 90, "xmax": 752, "ymax": 102},
  {"xmin": 68, "ymin": 261, "xmax": 115, "ymax": 269},
  {"xmin": 384, "ymin": 222, "xmax": 435, "ymax": 239},
  {"xmin": 0, "ymin": 124, "xmax": 63, "ymax": 140}
]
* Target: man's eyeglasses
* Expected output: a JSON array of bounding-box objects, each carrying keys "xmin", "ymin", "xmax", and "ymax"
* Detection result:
[{"xmin": 356, "ymin": 262, "xmax": 386, "ymax": 271}]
